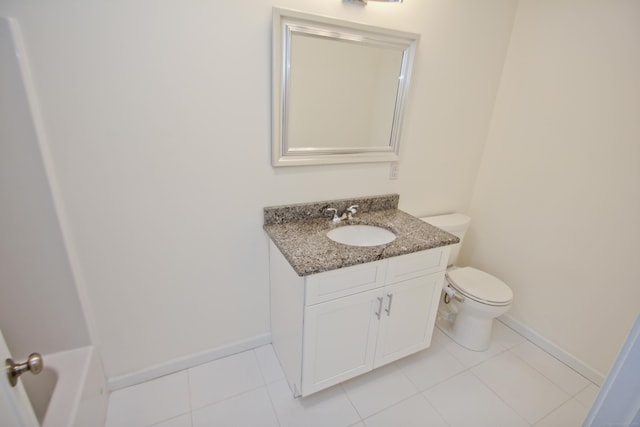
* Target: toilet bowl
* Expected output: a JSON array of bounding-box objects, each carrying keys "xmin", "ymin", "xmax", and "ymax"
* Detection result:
[
  {"xmin": 421, "ymin": 214, "xmax": 513, "ymax": 351},
  {"xmin": 439, "ymin": 266, "xmax": 512, "ymax": 351}
]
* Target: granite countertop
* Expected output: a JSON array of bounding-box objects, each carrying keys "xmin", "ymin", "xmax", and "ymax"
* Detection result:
[{"xmin": 263, "ymin": 194, "xmax": 459, "ymax": 276}]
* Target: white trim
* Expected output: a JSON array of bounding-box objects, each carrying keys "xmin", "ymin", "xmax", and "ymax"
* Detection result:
[
  {"xmin": 107, "ymin": 333, "xmax": 271, "ymax": 391},
  {"xmin": 498, "ymin": 314, "xmax": 605, "ymax": 386}
]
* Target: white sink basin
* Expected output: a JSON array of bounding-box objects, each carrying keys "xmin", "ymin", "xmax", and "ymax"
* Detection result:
[{"xmin": 326, "ymin": 225, "xmax": 396, "ymax": 247}]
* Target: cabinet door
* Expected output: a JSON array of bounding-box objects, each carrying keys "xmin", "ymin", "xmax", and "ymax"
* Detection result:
[
  {"xmin": 301, "ymin": 289, "xmax": 382, "ymax": 396},
  {"xmin": 373, "ymin": 273, "xmax": 441, "ymax": 368}
]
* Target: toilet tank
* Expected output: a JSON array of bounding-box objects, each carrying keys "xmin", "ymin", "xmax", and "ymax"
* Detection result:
[{"xmin": 420, "ymin": 213, "xmax": 471, "ymax": 266}]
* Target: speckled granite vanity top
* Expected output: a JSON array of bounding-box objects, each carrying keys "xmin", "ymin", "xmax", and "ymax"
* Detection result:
[{"xmin": 264, "ymin": 194, "xmax": 459, "ymax": 276}]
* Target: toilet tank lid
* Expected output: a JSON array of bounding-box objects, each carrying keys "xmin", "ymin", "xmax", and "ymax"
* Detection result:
[{"xmin": 420, "ymin": 213, "xmax": 470, "ymax": 229}]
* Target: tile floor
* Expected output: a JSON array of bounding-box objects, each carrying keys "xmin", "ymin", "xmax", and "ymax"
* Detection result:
[{"xmin": 106, "ymin": 321, "xmax": 599, "ymax": 427}]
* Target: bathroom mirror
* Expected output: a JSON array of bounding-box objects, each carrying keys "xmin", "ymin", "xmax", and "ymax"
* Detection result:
[{"xmin": 272, "ymin": 8, "xmax": 419, "ymax": 167}]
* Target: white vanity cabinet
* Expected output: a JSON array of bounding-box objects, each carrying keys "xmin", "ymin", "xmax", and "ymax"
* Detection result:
[{"xmin": 269, "ymin": 241, "xmax": 450, "ymax": 397}]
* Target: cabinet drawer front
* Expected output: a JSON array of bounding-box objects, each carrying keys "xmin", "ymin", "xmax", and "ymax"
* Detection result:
[
  {"xmin": 305, "ymin": 260, "xmax": 387, "ymax": 305},
  {"xmin": 386, "ymin": 247, "xmax": 449, "ymax": 283}
]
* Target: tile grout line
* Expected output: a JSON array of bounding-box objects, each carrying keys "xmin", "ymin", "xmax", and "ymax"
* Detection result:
[
  {"xmin": 490, "ymin": 329, "xmax": 577, "ymax": 426},
  {"xmin": 356, "ymin": 360, "xmax": 451, "ymax": 424},
  {"xmin": 140, "ymin": 371, "xmax": 194, "ymax": 427},
  {"xmin": 357, "ymin": 361, "xmax": 423, "ymax": 422},
  {"xmin": 253, "ymin": 348, "xmax": 284, "ymax": 427},
  {"xmin": 507, "ymin": 340, "xmax": 597, "ymax": 398},
  {"xmin": 437, "ymin": 325, "xmax": 531, "ymax": 425},
  {"xmin": 433, "ymin": 321, "xmax": 576, "ymax": 424},
  {"xmin": 418, "ymin": 389, "xmax": 454, "ymax": 427},
  {"xmin": 387, "ymin": 330, "xmax": 517, "ymax": 425},
  {"xmin": 466, "ymin": 368, "xmax": 533, "ymax": 426},
  {"xmin": 190, "ymin": 382, "xmax": 271, "ymax": 413},
  {"xmin": 253, "ymin": 347, "xmax": 270, "ymax": 385},
  {"xmin": 467, "ymin": 345, "xmax": 578, "ymax": 426},
  {"xmin": 187, "ymin": 349, "xmax": 270, "ymax": 414},
  {"xmin": 339, "ymin": 382, "xmax": 367, "ymax": 424},
  {"xmin": 185, "ymin": 368, "xmax": 194, "ymax": 427}
]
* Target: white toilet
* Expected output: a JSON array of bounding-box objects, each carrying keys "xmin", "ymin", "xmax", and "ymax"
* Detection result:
[{"xmin": 421, "ymin": 214, "xmax": 513, "ymax": 351}]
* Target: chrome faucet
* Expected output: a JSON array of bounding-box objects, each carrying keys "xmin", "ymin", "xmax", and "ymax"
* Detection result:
[
  {"xmin": 326, "ymin": 205, "xmax": 359, "ymax": 223},
  {"xmin": 326, "ymin": 207, "xmax": 346, "ymax": 223}
]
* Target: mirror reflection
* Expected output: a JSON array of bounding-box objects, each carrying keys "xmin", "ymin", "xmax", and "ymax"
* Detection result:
[
  {"xmin": 288, "ymin": 34, "xmax": 403, "ymax": 150},
  {"xmin": 272, "ymin": 8, "xmax": 419, "ymax": 166}
]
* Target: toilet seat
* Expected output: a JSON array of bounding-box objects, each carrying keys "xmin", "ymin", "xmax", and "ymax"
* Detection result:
[{"xmin": 446, "ymin": 267, "xmax": 513, "ymax": 306}]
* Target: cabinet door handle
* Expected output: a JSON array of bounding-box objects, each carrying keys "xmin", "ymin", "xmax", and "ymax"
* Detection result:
[
  {"xmin": 375, "ymin": 297, "xmax": 383, "ymax": 319},
  {"xmin": 385, "ymin": 293, "xmax": 393, "ymax": 316}
]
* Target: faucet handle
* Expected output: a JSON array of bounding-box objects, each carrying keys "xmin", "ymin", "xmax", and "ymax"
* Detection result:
[
  {"xmin": 326, "ymin": 208, "xmax": 339, "ymax": 222},
  {"xmin": 347, "ymin": 205, "xmax": 358, "ymax": 219}
]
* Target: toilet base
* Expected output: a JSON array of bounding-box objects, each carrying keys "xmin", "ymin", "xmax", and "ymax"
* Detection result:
[{"xmin": 436, "ymin": 306, "xmax": 495, "ymax": 352}]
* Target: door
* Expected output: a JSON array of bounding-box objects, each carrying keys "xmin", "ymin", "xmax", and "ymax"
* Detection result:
[
  {"xmin": 373, "ymin": 273, "xmax": 441, "ymax": 368},
  {"xmin": 583, "ymin": 314, "xmax": 640, "ymax": 426},
  {"xmin": 301, "ymin": 289, "xmax": 382, "ymax": 396},
  {"xmin": 0, "ymin": 328, "xmax": 39, "ymax": 427}
]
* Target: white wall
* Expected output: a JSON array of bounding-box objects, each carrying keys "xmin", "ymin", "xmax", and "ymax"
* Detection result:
[
  {"xmin": 0, "ymin": 0, "xmax": 517, "ymax": 378},
  {"xmin": 465, "ymin": 0, "xmax": 640, "ymax": 378}
]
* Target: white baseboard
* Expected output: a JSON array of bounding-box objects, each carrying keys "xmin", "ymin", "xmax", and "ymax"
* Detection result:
[
  {"xmin": 108, "ymin": 318, "xmax": 607, "ymax": 391},
  {"xmin": 499, "ymin": 315, "xmax": 605, "ymax": 386},
  {"xmin": 107, "ymin": 333, "xmax": 271, "ymax": 391}
]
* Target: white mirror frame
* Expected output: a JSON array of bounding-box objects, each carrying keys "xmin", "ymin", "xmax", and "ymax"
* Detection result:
[{"xmin": 272, "ymin": 8, "xmax": 419, "ymax": 167}]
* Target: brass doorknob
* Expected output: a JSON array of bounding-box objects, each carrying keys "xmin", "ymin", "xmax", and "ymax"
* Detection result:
[{"xmin": 5, "ymin": 353, "xmax": 43, "ymax": 387}]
